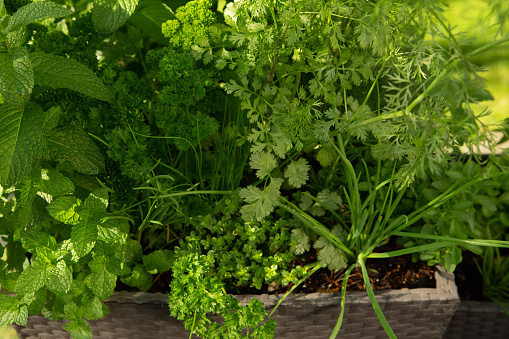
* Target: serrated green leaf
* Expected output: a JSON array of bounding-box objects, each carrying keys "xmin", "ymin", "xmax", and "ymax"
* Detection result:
[
  {"xmin": 62, "ymin": 319, "xmax": 92, "ymax": 339},
  {"xmin": 46, "ymin": 196, "xmax": 81, "ymax": 225},
  {"xmin": 249, "ymin": 151, "xmax": 277, "ymax": 179},
  {"xmin": 0, "ymin": 102, "xmax": 44, "ymax": 186},
  {"xmin": 0, "ymin": 294, "xmax": 20, "ymax": 327},
  {"xmin": 97, "ymin": 218, "xmax": 129, "ymax": 242},
  {"xmin": 92, "ymin": 0, "xmax": 140, "ymax": 33},
  {"xmin": 316, "ymin": 145, "xmax": 336, "ymax": 167},
  {"xmin": 29, "ymin": 52, "xmax": 113, "ymax": 102},
  {"xmin": 38, "ymin": 168, "xmax": 75, "ymax": 198},
  {"xmin": 291, "ymin": 227, "xmax": 309, "ymax": 255},
  {"xmin": 46, "ymin": 128, "xmax": 105, "ymax": 175},
  {"xmin": 142, "ymin": 249, "xmax": 174, "ymax": 274},
  {"xmin": 7, "ymin": 26, "xmax": 29, "ymax": 48},
  {"xmin": 285, "ymin": 158, "xmax": 310, "ymax": 188},
  {"xmin": 15, "ymin": 262, "xmax": 50, "ymax": 294},
  {"xmin": 316, "ymin": 189, "xmax": 342, "ymax": 211},
  {"xmin": 128, "ymin": 0, "xmax": 172, "ymax": 41},
  {"xmin": 20, "ymin": 230, "xmax": 56, "ymax": 253},
  {"xmin": 239, "ymin": 178, "xmax": 283, "ymax": 221},
  {"xmin": 27, "ymin": 288, "xmax": 46, "ymax": 315},
  {"xmin": 314, "ymin": 236, "xmax": 347, "ymax": 271},
  {"xmin": 82, "ymin": 293, "xmax": 109, "ymax": 320},
  {"xmin": 82, "ymin": 188, "xmax": 108, "ymax": 216},
  {"xmin": 42, "ymin": 105, "xmax": 62, "ymax": 132},
  {"xmin": 47, "ymin": 260, "xmax": 72, "ymax": 296},
  {"xmin": 120, "ymin": 263, "xmax": 152, "ymax": 291},
  {"xmin": 12, "ymin": 47, "xmax": 33, "ymax": 98},
  {"xmin": 63, "ymin": 301, "xmax": 82, "ymax": 321},
  {"xmin": 86, "ymin": 256, "xmax": 117, "ymax": 300},
  {"xmin": 71, "ymin": 219, "xmax": 98, "ymax": 257},
  {"xmin": 6, "ymin": 2, "xmax": 71, "ymax": 33},
  {"xmin": 0, "ymin": 51, "xmax": 27, "ymax": 108}
]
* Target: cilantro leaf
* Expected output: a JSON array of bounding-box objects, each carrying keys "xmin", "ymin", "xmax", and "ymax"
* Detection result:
[
  {"xmin": 249, "ymin": 151, "xmax": 278, "ymax": 179},
  {"xmin": 239, "ymin": 178, "xmax": 283, "ymax": 221},
  {"xmin": 284, "ymin": 158, "xmax": 310, "ymax": 188}
]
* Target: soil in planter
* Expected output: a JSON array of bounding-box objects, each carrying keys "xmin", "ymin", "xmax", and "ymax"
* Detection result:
[{"xmin": 116, "ymin": 241, "xmax": 436, "ymax": 295}]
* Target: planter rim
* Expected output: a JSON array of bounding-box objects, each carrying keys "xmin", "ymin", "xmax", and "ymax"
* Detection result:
[{"xmin": 104, "ymin": 265, "xmax": 458, "ymax": 307}]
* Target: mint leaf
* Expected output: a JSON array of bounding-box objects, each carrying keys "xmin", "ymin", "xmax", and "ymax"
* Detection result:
[
  {"xmin": 0, "ymin": 102, "xmax": 44, "ymax": 186},
  {"xmin": 0, "ymin": 53, "xmax": 22, "ymax": 107},
  {"xmin": 26, "ymin": 288, "xmax": 46, "ymax": 315},
  {"xmin": 46, "ymin": 260, "xmax": 72, "ymax": 296},
  {"xmin": 0, "ymin": 294, "xmax": 22, "ymax": 327},
  {"xmin": 20, "ymin": 230, "xmax": 56, "ymax": 253},
  {"xmin": 29, "ymin": 52, "xmax": 113, "ymax": 102},
  {"xmin": 6, "ymin": 1, "xmax": 71, "ymax": 33},
  {"xmin": 85, "ymin": 256, "xmax": 116, "ymax": 300},
  {"xmin": 97, "ymin": 218, "xmax": 129, "ymax": 243},
  {"xmin": 38, "ymin": 169, "xmax": 75, "ymax": 198},
  {"xmin": 63, "ymin": 301, "xmax": 82, "ymax": 320},
  {"xmin": 46, "ymin": 196, "xmax": 82, "ymax": 225},
  {"xmin": 92, "ymin": 0, "xmax": 140, "ymax": 33},
  {"xmin": 71, "ymin": 219, "xmax": 98, "ymax": 257},
  {"xmin": 15, "ymin": 261, "xmax": 50, "ymax": 294},
  {"xmin": 142, "ymin": 249, "xmax": 174, "ymax": 274},
  {"xmin": 62, "ymin": 319, "xmax": 92, "ymax": 339},
  {"xmin": 128, "ymin": 0, "xmax": 172, "ymax": 41},
  {"xmin": 82, "ymin": 293, "xmax": 109, "ymax": 320},
  {"xmin": 239, "ymin": 178, "xmax": 283, "ymax": 221},
  {"xmin": 46, "ymin": 128, "xmax": 105, "ymax": 175},
  {"xmin": 120, "ymin": 263, "xmax": 152, "ymax": 291},
  {"xmin": 12, "ymin": 47, "xmax": 34, "ymax": 100},
  {"xmin": 284, "ymin": 158, "xmax": 310, "ymax": 188}
]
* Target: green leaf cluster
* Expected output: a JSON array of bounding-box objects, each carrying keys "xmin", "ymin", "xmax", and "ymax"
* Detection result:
[{"xmin": 168, "ymin": 251, "xmax": 276, "ymax": 338}]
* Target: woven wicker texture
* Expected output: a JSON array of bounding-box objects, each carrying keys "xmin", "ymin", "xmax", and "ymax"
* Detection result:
[
  {"xmin": 443, "ymin": 300, "xmax": 509, "ymax": 339},
  {"xmin": 13, "ymin": 266, "xmax": 459, "ymax": 339}
]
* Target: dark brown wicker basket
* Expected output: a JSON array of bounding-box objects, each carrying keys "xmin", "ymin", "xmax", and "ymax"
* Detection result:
[
  {"xmin": 444, "ymin": 300, "xmax": 509, "ymax": 339},
  {"xmin": 12, "ymin": 266, "xmax": 458, "ymax": 339}
]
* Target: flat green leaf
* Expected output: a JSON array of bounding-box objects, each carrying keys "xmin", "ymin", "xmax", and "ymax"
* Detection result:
[
  {"xmin": 12, "ymin": 47, "xmax": 34, "ymax": 98},
  {"xmin": 7, "ymin": 2, "xmax": 71, "ymax": 33},
  {"xmin": 46, "ymin": 128, "xmax": 105, "ymax": 175},
  {"xmin": 27, "ymin": 288, "xmax": 46, "ymax": 315},
  {"xmin": 7, "ymin": 27, "xmax": 29, "ymax": 48},
  {"xmin": 250, "ymin": 151, "xmax": 277, "ymax": 180},
  {"xmin": 81, "ymin": 293, "xmax": 109, "ymax": 320},
  {"xmin": 85, "ymin": 258, "xmax": 116, "ymax": 300},
  {"xmin": 0, "ymin": 294, "xmax": 20, "ymax": 327},
  {"xmin": 71, "ymin": 219, "xmax": 98, "ymax": 257},
  {"xmin": 0, "ymin": 53, "xmax": 27, "ymax": 108},
  {"xmin": 291, "ymin": 227, "xmax": 310, "ymax": 255},
  {"xmin": 62, "ymin": 319, "xmax": 92, "ymax": 339},
  {"xmin": 473, "ymin": 195, "xmax": 497, "ymax": 211},
  {"xmin": 29, "ymin": 52, "xmax": 113, "ymax": 102},
  {"xmin": 285, "ymin": 158, "xmax": 310, "ymax": 188},
  {"xmin": 20, "ymin": 230, "xmax": 56, "ymax": 253},
  {"xmin": 0, "ymin": 102, "xmax": 44, "ymax": 186},
  {"xmin": 239, "ymin": 178, "xmax": 283, "ymax": 221},
  {"xmin": 38, "ymin": 168, "xmax": 75, "ymax": 198},
  {"xmin": 63, "ymin": 301, "xmax": 82, "ymax": 320},
  {"xmin": 46, "ymin": 260, "xmax": 72, "ymax": 295},
  {"xmin": 97, "ymin": 218, "xmax": 129, "ymax": 242},
  {"xmin": 42, "ymin": 105, "xmax": 62, "ymax": 132},
  {"xmin": 46, "ymin": 196, "xmax": 82, "ymax": 225},
  {"xmin": 128, "ymin": 0, "xmax": 172, "ymax": 41},
  {"xmin": 142, "ymin": 249, "xmax": 174, "ymax": 274},
  {"xmin": 15, "ymin": 262, "xmax": 50, "ymax": 294},
  {"xmin": 120, "ymin": 263, "xmax": 152, "ymax": 291},
  {"xmin": 92, "ymin": 0, "xmax": 140, "ymax": 33}
]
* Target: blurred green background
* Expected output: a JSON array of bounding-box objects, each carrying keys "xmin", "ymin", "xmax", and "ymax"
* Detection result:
[{"xmin": 0, "ymin": 0, "xmax": 507, "ymax": 338}]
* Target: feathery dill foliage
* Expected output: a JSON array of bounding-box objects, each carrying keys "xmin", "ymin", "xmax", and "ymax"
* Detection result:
[{"xmin": 179, "ymin": 0, "xmax": 495, "ymax": 221}]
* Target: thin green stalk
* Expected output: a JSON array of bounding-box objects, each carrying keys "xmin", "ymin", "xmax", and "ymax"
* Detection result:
[
  {"xmin": 268, "ymin": 263, "xmax": 321, "ymax": 318},
  {"xmin": 359, "ymin": 257, "xmax": 397, "ymax": 339},
  {"xmin": 329, "ymin": 264, "xmax": 356, "ymax": 338}
]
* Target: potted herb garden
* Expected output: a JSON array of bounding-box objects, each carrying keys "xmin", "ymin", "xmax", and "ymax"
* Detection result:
[{"xmin": 1, "ymin": 0, "xmax": 509, "ymax": 338}]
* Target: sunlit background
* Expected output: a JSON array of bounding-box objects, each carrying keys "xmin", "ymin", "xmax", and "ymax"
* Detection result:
[{"xmin": 1, "ymin": 0, "xmax": 508, "ymax": 338}]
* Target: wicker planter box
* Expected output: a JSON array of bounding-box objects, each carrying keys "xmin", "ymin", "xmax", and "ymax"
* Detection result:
[
  {"xmin": 12, "ymin": 266, "xmax": 458, "ymax": 339},
  {"xmin": 444, "ymin": 300, "xmax": 509, "ymax": 339}
]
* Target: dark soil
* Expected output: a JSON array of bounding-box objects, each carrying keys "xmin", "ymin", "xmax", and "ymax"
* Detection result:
[{"xmin": 116, "ymin": 242, "xmax": 437, "ymax": 295}]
